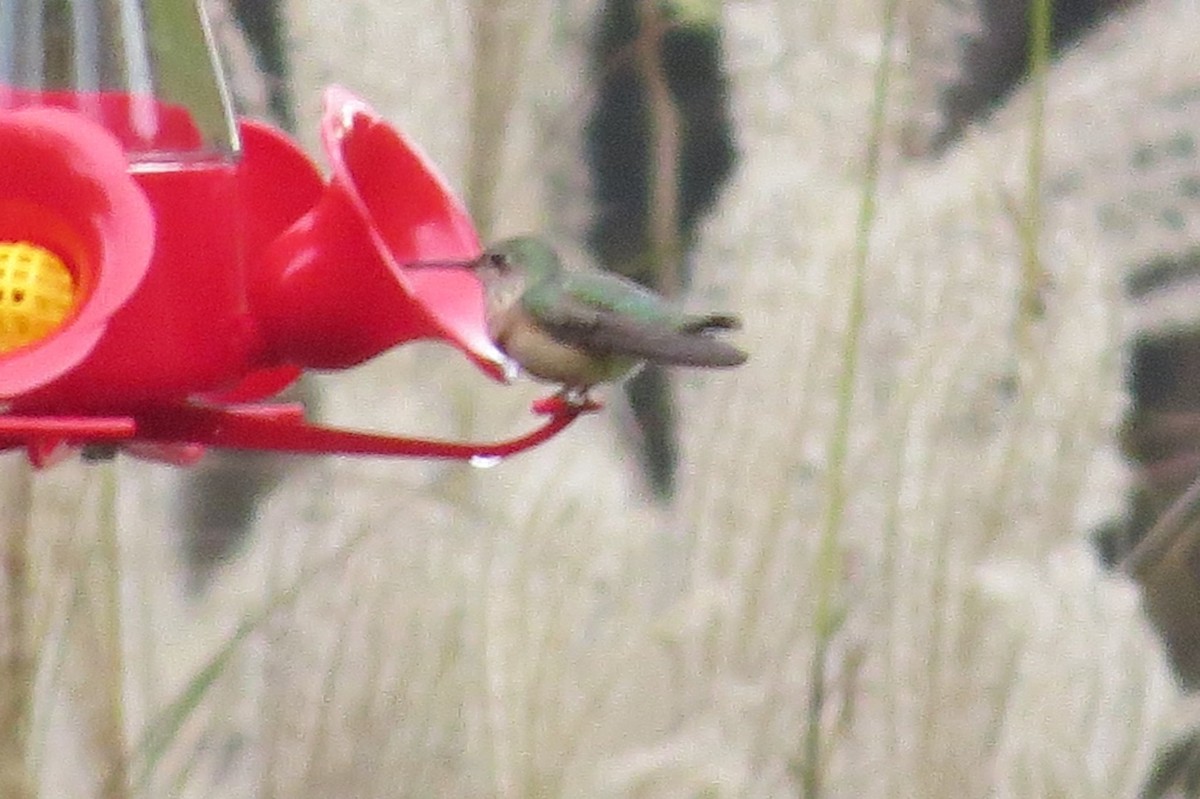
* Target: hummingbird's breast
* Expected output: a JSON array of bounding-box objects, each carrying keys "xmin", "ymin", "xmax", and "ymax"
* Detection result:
[{"xmin": 493, "ymin": 307, "xmax": 634, "ymax": 387}]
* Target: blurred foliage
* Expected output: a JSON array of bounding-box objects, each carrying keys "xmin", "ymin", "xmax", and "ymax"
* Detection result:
[{"xmin": 585, "ymin": 0, "xmax": 736, "ymax": 497}]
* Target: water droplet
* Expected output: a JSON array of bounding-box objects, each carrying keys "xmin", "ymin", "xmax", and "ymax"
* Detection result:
[
  {"xmin": 501, "ymin": 358, "xmax": 522, "ymax": 383},
  {"xmin": 469, "ymin": 454, "xmax": 502, "ymax": 469}
]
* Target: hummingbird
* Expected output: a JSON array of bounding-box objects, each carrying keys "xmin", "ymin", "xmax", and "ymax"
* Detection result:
[{"xmin": 471, "ymin": 236, "xmax": 747, "ymax": 394}]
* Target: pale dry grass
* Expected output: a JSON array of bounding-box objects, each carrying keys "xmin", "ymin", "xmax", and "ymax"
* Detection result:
[{"xmin": 3, "ymin": 0, "xmax": 1196, "ymax": 796}]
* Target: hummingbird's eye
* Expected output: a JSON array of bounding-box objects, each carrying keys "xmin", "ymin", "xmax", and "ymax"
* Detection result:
[{"xmin": 488, "ymin": 253, "xmax": 508, "ymax": 272}]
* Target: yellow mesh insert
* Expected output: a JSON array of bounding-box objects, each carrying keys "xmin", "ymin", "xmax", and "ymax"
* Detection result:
[{"xmin": 0, "ymin": 241, "xmax": 77, "ymax": 354}]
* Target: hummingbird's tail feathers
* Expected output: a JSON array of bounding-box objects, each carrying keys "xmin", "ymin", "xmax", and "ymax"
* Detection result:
[
  {"xmin": 674, "ymin": 314, "xmax": 748, "ymax": 368},
  {"xmin": 541, "ymin": 305, "xmax": 748, "ymax": 368},
  {"xmin": 627, "ymin": 326, "xmax": 748, "ymax": 368},
  {"xmin": 679, "ymin": 337, "xmax": 748, "ymax": 368},
  {"xmin": 679, "ymin": 313, "xmax": 741, "ymax": 334}
]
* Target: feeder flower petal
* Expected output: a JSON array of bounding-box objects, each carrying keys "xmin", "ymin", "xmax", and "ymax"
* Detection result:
[
  {"xmin": 194, "ymin": 118, "xmax": 326, "ymax": 405},
  {"xmin": 0, "ymin": 107, "xmax": 154, "ymax": 397},
  {"xmin": 246, "ymin": 87, "xmax": 506, "ymax": 376},
  {"xmin": 322, "ymin": 86, "xmax": 505, "ymax": 373}
]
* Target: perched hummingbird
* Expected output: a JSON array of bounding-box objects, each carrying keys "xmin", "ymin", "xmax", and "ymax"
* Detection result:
[{"xmin": 472, "ymin": 236, "xmax": 747, "ymax": 393}]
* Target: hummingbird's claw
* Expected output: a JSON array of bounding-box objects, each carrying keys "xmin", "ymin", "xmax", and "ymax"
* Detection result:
[
  {"xmin": 530, "ymin": 391, "xmax": 602, "ymax": 416},
  {"xmin": 559, "ymin": 386, "xmax": 591, "ymax": 407}
]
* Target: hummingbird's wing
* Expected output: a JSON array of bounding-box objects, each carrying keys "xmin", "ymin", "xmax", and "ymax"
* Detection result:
[{"xmin": 524, "ymin": 272, "xmax": 748, "ymax": 368}]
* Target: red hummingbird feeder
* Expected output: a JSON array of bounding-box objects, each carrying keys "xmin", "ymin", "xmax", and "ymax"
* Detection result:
[{"xmin": 0, "ymin": 0, "xmax": 592, "ymax": 467}]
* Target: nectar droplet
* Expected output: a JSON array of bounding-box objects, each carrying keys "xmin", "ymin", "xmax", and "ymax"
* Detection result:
[{"xmin": 469, "ymin": 454, "xmax": 502, "ymax": 469}]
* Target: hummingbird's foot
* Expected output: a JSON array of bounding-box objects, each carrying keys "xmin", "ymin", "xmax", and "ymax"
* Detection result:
[
  {"xmin": 558, "ymin": 386, "xmax": 592, "ymax": 407},
  {"xmin": 531, "ymin": 392, "xmax": 602, "ymax": 416}
]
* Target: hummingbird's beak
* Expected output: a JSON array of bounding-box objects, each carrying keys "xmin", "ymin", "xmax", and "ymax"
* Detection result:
[
  {"xmin": 394, "ymin": 255, "xmax": 506, "ymax": 375},
  {"xmin": 401, "ymin": 257, "xmax": 478, "ymax": 271}
]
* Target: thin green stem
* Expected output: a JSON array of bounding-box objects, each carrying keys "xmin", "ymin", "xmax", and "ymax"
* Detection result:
[
  {"xmin": 0, "ymin": 456, "xmax": 36, "ymax": 799},
  {"xmin": 96, "ymin": 464, "xmax": 129, "ymax": 799},
  {"xmin": 799, "ymin": 0, "xmax": 898, "ymax": 794},
  {"xmin": 982, "ymin": 0, "xmax": 1054, "ymax": 551},
  {"xmin": 1017, "ymin": 0, "xmax": 1051, "ymax": 334}
]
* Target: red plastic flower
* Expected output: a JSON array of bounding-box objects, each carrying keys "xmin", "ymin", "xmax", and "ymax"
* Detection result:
[
  {"xmin": 0, "ymin": 107, "xmax": 154, "ymax": 397},
  {"xmin": 324, "ymin": 85, "xmax": 505, "ymax": 372},
  {"xmin": 249, "ymin": 86, "xmax": 506, "ymax": 377}
]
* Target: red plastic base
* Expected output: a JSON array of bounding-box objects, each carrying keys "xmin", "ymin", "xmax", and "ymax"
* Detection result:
[{"xmin": 0, "ymin": 394, "xmax": 598, "ymax": 466}]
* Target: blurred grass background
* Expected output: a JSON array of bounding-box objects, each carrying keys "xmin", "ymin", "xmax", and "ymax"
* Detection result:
[{"xmin": 4, "ymin": 0, "xmax": 1200, "ymax": 796}]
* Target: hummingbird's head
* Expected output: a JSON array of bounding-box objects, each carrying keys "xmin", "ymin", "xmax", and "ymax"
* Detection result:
[
  {"xmin": 475, "ymin": 236, "xmax": 561, "ymax": 309},
  {"xmin": 479, "ymin": 237, "xmax": 561, "ymax": 280}
]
